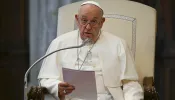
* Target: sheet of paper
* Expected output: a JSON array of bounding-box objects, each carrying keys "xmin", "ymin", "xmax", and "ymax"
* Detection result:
[{"xmin": 62, "ymin": 68, "xmax": 97, "ymax": 100}]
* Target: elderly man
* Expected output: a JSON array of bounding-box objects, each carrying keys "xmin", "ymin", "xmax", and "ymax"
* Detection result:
[{"xmin": 38, "ymin": 1, "xmax": 143, "ymax": 100}]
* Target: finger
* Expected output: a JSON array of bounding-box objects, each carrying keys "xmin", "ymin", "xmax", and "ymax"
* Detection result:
[
  {"xmin": 59, "ymin": 86, "xmax": 65, "ymax": 91},
  {"xmin": 60, "ymin": 89, "xmax": 69, "ymax": 95},
  {"xmin": 59, "ymin": 88, "xmax": 69, "ymax": 96},
  {"xmin": 63, "ymin": 88, "xmax": 75, "ymax": 95},
  {"xmin": 64, "ymin": 89, "xmax": 74, "ymax": 95},
  {"xmin": 58, "ymin": 86, "xmax": 69, "ymax": 95},
  {"xmin": 60, "ymin": 86, "xmax": 75, "ymax": 94},
  {"xmin": 60, "ymin": 85, "xmax": 75, "ymax": 95},
  {"xmin": 69, "ymin": 85, "xmax": 75, "ymax": 88},
  {"xmin": 62, "ymin": 82, "xmax": 75, "ymax": 88},
  {"xmin": 65, "ymin": 86, "xmax": 75, "ymax": 90},
  {"xmin": 59, "ymin": 82, "xmax": 69, "ymax": 87}
]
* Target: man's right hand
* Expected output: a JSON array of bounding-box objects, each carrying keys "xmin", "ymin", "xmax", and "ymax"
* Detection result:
[{"xmin": 58, "ymin": 82, "xmax": 75, "ymax": 99}]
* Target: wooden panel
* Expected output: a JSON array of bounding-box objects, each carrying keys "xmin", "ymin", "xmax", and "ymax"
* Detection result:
[{"xmin": 0, "ymin": 0, "xmax": 29, "ymax": 100}]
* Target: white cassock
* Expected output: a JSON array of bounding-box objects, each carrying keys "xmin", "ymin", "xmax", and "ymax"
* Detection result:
[{"xmin": 38, "ymin": 30, "xmax": 143, "ymax": 100}]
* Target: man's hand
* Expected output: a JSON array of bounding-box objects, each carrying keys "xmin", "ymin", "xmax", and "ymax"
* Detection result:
[
  {"xmin": 122, "ymin": 79, "xmax": 137, "ymax": 85},
  {"xmin": 58, "ymin": 82, "xmax": 75, "ymax": 99}
]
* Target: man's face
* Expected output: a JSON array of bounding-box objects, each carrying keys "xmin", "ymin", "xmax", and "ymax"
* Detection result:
[{"xmin": 75, "ymin": 4, "xmax": 105, "ymax": 42}]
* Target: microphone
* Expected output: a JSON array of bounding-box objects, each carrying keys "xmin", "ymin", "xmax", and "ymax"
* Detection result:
[{"xmin": 24, "ymin": 38, "xmax": 91, "ymax": 88}]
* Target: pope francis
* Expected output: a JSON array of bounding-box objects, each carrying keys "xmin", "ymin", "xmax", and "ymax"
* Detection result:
[{"xmin": 38, "ymin": 1, "xmax": 143, "ymax": 100}]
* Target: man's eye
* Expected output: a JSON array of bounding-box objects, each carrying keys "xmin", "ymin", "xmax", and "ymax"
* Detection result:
[
  {"xmin": 91, "ymin": 20, "xmax": 97, "ymax": 23},
  {"xmin": 82, "ymin": 19, "xmax": 87, "ymax": 22}
]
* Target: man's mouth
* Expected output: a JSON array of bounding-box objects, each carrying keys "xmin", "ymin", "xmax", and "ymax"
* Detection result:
[
  {"xmin": 83, "ymin": 32, "xmax": 93, "ymax": 38},
  {"xmin": 84, "ymin": 32, "xmax": 91, "ymax": 34}
]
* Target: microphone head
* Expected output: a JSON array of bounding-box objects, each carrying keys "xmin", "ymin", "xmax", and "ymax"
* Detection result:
[{"xmin": 82, "ymin": 38, "xmax": 92, "ymax": 46}]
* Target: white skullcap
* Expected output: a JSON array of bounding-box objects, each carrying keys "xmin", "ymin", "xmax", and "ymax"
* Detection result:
[{"xmin": 81, "ymin": 1, "xmax": 103, "ymax": 11}]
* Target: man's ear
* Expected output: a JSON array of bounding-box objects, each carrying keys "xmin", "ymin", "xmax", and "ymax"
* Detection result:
[
  {"xmin": 75, "ymin": 14, "xmax": 79, "ymax": 23},
  {"xmin": 100, "ymin": 17, "xmax": 105, "ymax": 28},
  {"xmin": 75, "ymin": 14, "xmax": 80, "ymax": 26},
  {"xmin": 102, "ymin": 17, "xmax": 105, "ymax": 23},
  {"xmin": 74, "ymin": 14, "xmax": 79, "ymax": 29}
]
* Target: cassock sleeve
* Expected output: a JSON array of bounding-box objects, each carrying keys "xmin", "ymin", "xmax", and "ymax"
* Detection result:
[
  {"xmin": 118, "ymin": 39, "xmax": 144, "ymax": 100},
  {"xmin": 37, "ymin": 38, "xmax": 63, "ymax": 99},
  {"xmin": 40, "ymin": 78, "xmax": 61, "ymax": 100}
]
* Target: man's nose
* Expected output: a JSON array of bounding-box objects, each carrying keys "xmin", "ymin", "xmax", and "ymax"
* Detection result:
[{"xmin": 85, "ymin": 23, "xmax": 92, "ymax": 30}]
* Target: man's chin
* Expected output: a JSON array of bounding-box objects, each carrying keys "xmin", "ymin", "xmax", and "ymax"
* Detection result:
[
  {"xmin": 85, "ymin": 37, "xmax": 94, "ymax": 40},
  {"xmin": 81, "ymin": 37, "xmax": 93, "ymax": 44}
]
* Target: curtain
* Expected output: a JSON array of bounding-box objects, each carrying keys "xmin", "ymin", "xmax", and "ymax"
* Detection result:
[{"xmin": 29, "ymin": 0, "xmax": 82, "ymax": 86}]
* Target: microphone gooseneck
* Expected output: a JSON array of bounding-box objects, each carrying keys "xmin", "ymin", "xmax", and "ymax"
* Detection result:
[
  {"xmin": 82, "ymin": 38, "xmax": 92, "ymax": 46},
  {"xmin": 24, "ymin": 38, "xmax": 91, "ymax": 88}
]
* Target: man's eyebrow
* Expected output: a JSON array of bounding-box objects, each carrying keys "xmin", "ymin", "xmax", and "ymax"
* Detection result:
[
  {"xmin": 93, "ymin": 17, "xmax": 98, "ymax": 19},
  {"xmin": 81, "ymin": 16, "xmax": 87, "ymax": 18},
  {"xmin": 80, "ymin": 16, "xmax": 99, "ymax": 20}
]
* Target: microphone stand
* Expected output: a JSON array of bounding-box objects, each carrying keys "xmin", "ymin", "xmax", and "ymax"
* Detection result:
[{"xmin": 24, "ymin": 39, "xmax": 91, "ymax": 89}]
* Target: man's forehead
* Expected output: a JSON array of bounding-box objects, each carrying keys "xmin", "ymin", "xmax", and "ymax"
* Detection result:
[
  {"xmin": 79, "ymin": 5, "xmax": 103, "ymax": 16},
  {"xmin": 80, "ymin": 15, "xmax": 99, "ymax": 19},
  {"xmin": 78, "ymin": 10, "xmax": 102, "ymax": 19},
  {"xmin": 78, "ymin": 1, "xmax": 104, "ymax": 17}
]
